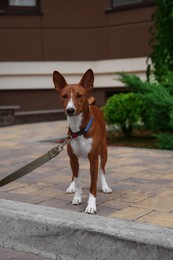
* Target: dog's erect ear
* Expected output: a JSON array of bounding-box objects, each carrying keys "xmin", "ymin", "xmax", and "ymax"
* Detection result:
[
  {"xmin": 79, "ymin": 69, "xmax": 94, "ymax": 92},
  {"xmin": 53, "ymin": 71, "xmax": 68, "ymax": 93}
]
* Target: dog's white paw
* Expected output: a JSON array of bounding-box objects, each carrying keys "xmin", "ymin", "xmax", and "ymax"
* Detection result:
[
  {"xmin": 85, "ymin": 193, "xmax": 97, "ymax": 214},
  {"xmin": 102, "ymin": 185, "xmax": 112, "ymax": 193},
  {"xmin": 66, "ymin": 181, "xmax": 75, "ymax": 193},
  {"xmin": 72, "ymin": 196, "xmax": 82, "ymax": 205},
  {"xmin": 85, "ymin": 205, "xmax": 97, "ymax": 214},
  {"xmin": 100, "ymin": 172, "xmax": 112, "ymax": 193}
]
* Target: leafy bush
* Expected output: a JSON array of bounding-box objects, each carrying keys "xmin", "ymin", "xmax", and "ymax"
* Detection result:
[
  {"xmin": 118, "ymin": 73, "xmax": 173, "ymax": 149},
  {"xmin": 155, "ymin": 133, "xmax": 173, "ymax": 150},
  {"xmin": 115, "ymin": 0, "xmax": 173, "ymax": 149},
  {"xmin": 119, "ymin": 73, "xmax": 173, "ymax": 132},
  {"xmin": 102, "ymin": 93, "xmax": 145, "ymax": 137}
]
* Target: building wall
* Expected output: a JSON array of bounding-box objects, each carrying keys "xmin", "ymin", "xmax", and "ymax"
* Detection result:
[
  {"xmin": 0, "ymin": 0, "xmax": 155, "ymax": 123},
  {"xmin": 0, "ymin": 0, "xmax": 154, "ymax": 61}
]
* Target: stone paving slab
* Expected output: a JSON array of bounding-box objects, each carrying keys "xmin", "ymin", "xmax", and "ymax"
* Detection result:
[{"xmin": 1, "ymin": 120, "xmax": 173, "ymax": 229}]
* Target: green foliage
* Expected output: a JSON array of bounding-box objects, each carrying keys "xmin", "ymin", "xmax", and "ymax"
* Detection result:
[
  {"xmin": 113, "ymin": 1, "xmax": 173, "ymax": 149},
  {"xmin": 154, "ymin": 133, "xmax": 173, "ymax": 150},
  {"xmin": 119, "ymin": 73, "xmax": 173, "ymax": 108},
  {"xmin": 149, "ymin": 0, "xmax": 173, "ymax": 81},
  {"xmin": 119, "ymin": 73, "xmax": 173, "ymax": 131},
  {"xmin": 169, "ymin": 109, "xmax": 173, "ymax": 128},
  {"xmin": 102, "ymin": 93, "xmax": 145, "ymax": 137}
]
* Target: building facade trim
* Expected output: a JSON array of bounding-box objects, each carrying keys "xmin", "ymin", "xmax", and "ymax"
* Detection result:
[{"xmin": 0, "ymin": 57, "xmax": 147, "ymax": 90}]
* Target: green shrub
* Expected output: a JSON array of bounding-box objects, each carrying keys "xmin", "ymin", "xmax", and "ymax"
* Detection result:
[
  {"xmin": 114, "ymin": 0, "xmax": 173, "ymax": 149},
  {"xmin": 155, "ymin": 133, "xmax": 173, "ymax": 150},
  {"xmin": 118, "ymin": 73, "xmax": 173, "ymax": 149},
  {"xmin": 102, "ymin": 93, "xmax": 145, "ymax": 137},
  {"xmin": 119, "ymin": 73, "xmax": 173, "ymax": 131}
]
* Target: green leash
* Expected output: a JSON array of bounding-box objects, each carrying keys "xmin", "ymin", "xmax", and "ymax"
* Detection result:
[
  {"xmin": 0, "ymin": 117, "xmax": 93, "ymax": 187},
  {"xmin": 0, "ymin": 135, "xmax": 72, "ymax": 187}
]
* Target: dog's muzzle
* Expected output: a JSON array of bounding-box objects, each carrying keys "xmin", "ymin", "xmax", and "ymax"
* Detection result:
[{"xmin": 66, "ymin": 107, "xmax": 75, "ymax": 116}]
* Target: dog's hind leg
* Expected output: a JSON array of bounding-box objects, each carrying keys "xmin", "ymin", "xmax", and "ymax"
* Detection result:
[{"xmin": 100, "ymin": 142, "xmax": 112, "ymax": 193}]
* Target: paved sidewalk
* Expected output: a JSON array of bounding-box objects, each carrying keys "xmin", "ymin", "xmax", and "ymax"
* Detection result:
[{"xmin": 1, "ymin": 120, "xmax": 173, "ymax": 228}]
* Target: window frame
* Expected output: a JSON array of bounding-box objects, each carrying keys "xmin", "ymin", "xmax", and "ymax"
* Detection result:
[
  {"xmin": 106, "ymin": 0, "xmax": 155, "ymax": 12},
  {"xmin": 0, "ymin": 0, "xmax": 41, "ymax": 15}
]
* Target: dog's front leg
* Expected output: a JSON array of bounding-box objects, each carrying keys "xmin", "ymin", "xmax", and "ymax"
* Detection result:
[
  {"xmin": 69, "ymin": 154, "xmax": 82, "ymax": 205},
  {"xmin": 85, "ymin": 156, "xmax": 98, "ymax": 214}
]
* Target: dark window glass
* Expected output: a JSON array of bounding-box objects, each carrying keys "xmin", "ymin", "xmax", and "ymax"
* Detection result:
[
  {"xmin": 0, "ymin": 0, "xmax": 41, "ymax": 15},
  {"xmin": 112, "ymin": 0, "xmax": 143, "ymax": 7},
  {"xmin": 110, "ymin": 0, "xmax": 155, "ymax": 11},
  {"xmin": 9, "ymin": 0, "xmax": 37, "ymax": 6}
]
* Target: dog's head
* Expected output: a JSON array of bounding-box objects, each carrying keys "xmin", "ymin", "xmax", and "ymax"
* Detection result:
[{"xmin": 53, "ymin": 69, "xmax": 94, "ymax": 117}]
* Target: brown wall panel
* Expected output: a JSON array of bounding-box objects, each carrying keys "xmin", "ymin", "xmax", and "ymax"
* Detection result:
[
  {"xmin": 92, "ymin": 89, "xmax": 106, "ymax": 107},
  {"xmin": 0, "ymin": 30, "xmax": 42, "ymax": 61},
  {"xmin": 42, "ymin": 29, "xmax": 96, "ymax": 61},
  {"xmin": 41, "ymin": 0, "xmax": 111, "ymax": 28},
  {"xmin": 106, "ymin": 6, "xmax": 155, "ymax": 26},
  {"xmin": 107, "ymin": 22, "xmax": 152, "ymax": 59},
  {"xmin": 0, "ymin": 90, "xmax": 61, "ymax": 111},
  {"xmin": 94, "ymin": 28, "xmax": 108, "ymax": 60},
  {"xmin": 0, "ymin": 16, "xmax": 41, "ymax": 28},
  {"xmin": 0, "ymin": 1, "xmax": 155, "ymax": 61}
]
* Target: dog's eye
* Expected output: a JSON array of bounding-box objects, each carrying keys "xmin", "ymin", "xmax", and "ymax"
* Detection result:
[
  {"xmin": 77, "ymin": 94, "xmax": 83, "ymax": 98},
  {"xmin": 62, "ymin": 94, "xmax": 67, "ymax": 99}
]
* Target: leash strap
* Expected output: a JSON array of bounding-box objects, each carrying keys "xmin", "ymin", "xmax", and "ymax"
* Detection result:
[
  {"xmin": 0, "ymin": 136, "xmax": 72, "ymax": 188},
  {"xmin": 0, "ymin": 117, "xmax": 93, "ymax": 188}
]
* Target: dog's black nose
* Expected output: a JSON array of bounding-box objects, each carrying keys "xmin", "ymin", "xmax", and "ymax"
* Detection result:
[{"xmin": 66, "ymin": 108, "xmax": 75, "ymax": 116}]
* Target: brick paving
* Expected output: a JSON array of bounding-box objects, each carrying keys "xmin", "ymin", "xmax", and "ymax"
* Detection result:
[{"xmin": 1, "ymin": 120, "xmax": 173, "ymax": 257}]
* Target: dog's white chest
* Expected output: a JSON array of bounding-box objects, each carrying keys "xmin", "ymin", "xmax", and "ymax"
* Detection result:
[{"xmin": 71, "ymin": 136, "xmax": 92, "ymax": 159}]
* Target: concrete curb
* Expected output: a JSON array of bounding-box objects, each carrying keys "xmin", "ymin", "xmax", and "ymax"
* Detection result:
[{"xmin": 0, "ymin": 199, "xmax": 173, "ymax": 260}]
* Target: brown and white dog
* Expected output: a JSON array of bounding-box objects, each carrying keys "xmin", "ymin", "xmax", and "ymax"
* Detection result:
[{"xmin": 53, "ymin": 69, "xmax": 112, "ymax": 214}]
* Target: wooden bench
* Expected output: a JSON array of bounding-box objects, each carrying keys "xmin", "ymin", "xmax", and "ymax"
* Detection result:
[{"xmin": 0, "ymin": 105, "xmax": 20, "ymax": 126}]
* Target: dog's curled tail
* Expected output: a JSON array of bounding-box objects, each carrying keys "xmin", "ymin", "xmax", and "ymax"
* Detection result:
[{"xmin": 88, "ymin": 96, "xmax": 96, "ymax": 105}]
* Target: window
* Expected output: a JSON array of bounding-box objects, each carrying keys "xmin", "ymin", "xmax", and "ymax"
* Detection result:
[
  {"xmin": 0, "ymin": 0, "xmax": 41, "ymax": 15},
  {"xmin": 9, "ymin": 0, "xmax": 37, "ymax": 6},
  {"xmin": 109, "ymin": 0, "xmax": 155, "ymax": 11},
  {"xmin": 112, "ymin": 0, "xmax": 143, "ymax": 7}
]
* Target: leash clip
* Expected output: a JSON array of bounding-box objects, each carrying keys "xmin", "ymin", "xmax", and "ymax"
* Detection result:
[
  {"xmin": 54, "ymin": 134, "xmax": 76, "ymax": 154},
  {"xmin": 60, "ymin": 134, "xmax": 74, "ymax": 149}
]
